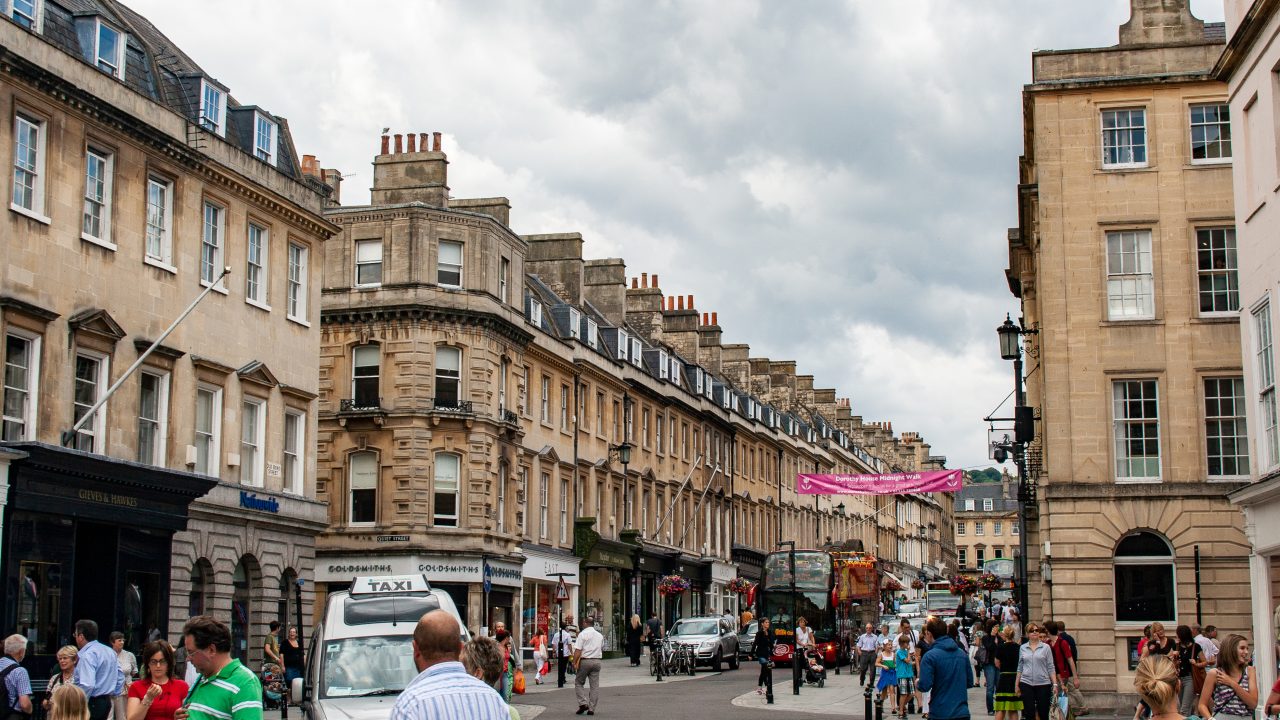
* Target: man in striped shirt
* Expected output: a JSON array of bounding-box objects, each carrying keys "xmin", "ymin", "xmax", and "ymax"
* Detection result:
[
  {"xmin": 174, "ymin": 616, "xmax": 262, "ymax": 720},
  {"xmin": 391, "ymin": 610, "xmax": 508, "ymax": 720}
]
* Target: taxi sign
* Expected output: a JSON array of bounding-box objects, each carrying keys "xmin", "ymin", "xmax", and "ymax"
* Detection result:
[{"xmin": 350, "ymin": 574, "xmax": 432, "ymax": 595}]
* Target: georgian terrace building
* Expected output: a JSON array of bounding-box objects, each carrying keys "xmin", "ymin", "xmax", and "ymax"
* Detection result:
[
  {"xmin": 0, "ymin": 0, "xmax": 335, "ymax": 676},
  {"xmin": 313, "ymin": 133, "xmax": 955, "ymax": 652}
]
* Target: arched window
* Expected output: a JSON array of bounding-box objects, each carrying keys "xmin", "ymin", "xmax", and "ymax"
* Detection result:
[
  {"xmin": 435, "ymin": 347, "xmax": 461, "ymax": 409},
  {"xmin": 1114, "ymin": 531, "xmax": 1175, "ymax": 623},
  {"xmin": 434, "ymin": 453, "xmax": 460, "ymax": 527},
  {"xmin": 349, "ymin": 452, "xmax": 378, "ymax": 526},
  {"xmin": 279, "ymin": 568, "xmax": 297, "ymax": 628},
  {"xmin": 232, "ymin": 557, "xmax": 257, "ymax": 661},
  {"xmin": 188, "ymin": 560, "xmax": 212, "ymax": 617}
]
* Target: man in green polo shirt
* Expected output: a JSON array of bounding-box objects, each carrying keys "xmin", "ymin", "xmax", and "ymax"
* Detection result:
[{"xmin": 174, "ymin": 616, "xmax": 262, "ymax": 720}]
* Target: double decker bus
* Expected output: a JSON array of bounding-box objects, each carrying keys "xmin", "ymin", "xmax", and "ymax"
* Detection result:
[{"xmin": 759, "ymin": 549, "xmax": 876, "ymax": 665}]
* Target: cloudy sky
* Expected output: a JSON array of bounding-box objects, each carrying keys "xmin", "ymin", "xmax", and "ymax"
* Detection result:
[{"xmin": 130, "ymin": 0, "xmax": 1225, "ymax": 471}]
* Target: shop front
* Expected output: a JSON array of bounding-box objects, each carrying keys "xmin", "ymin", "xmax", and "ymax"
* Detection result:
[
  {"xmin": 635, "ymin": 546, "xmax": 668, "ymax": 624},
  {"xmin": 520, "ymin": 543, "xmax": 580, "ymax": 657},
  {"xmin": 1, "ymin": 442, "xmax": 215, "ymax": 681},
  {"xmin": 573, "ymin": 519, "xmax": 636, "ymax": 654},
  {"xmin": 314, "ymin": 552, "xmax": 523, "ymax": 636},
  {"xmin": 732, "ymin": 544, "xmax": 765, "ymax": 583},
  {"xmin": 710, "ymin": 560, "xmax": 739, "ymax": 619}
]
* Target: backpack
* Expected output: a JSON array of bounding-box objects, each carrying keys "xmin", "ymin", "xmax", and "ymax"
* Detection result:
[
  {"xmin": 975, "ymin": 642, "xmax": 989, "ymax": 666},
  {"xmin": 0, "ymin": 662, "xmax": 25, "ymax": 717}
]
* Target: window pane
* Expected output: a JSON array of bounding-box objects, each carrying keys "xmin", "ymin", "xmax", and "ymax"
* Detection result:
[
  {"xmin": 3, "ymin": 335, "xmax": 32, "ymax": 441},
  {"xmin": 438, "ymin": 241, "xmax": 462, "ymax": 286},
  {"xmin": 73, "ymin": 355, "xmax": 101, "ymax": 451},
  {"xmin": 1205, "ymin": 377, "xmax": 1249, "ymax": 477},
  {"xmin": 137, "ymin": 372, "xmax": 162, "ymax": 464},
  {"xmin": 349, "ymin": 453, "xmax": 377, "ymax": 524},
  {"xmin": 13, "ymin": 116, "xmax": 39, "ymax": 210},
  {"xmin": 1114, "ymin": 563, "xmax": 1175, "ymax": 622}
]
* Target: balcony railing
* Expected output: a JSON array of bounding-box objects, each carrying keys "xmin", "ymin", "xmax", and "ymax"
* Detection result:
[
  {"xmin": 339, "ymin": 398, "xmax": 382, "ymax": 413},
  {"xmin": 431, "ymin": 398, "xmax": 474, "ymax": 414},
  {"xmin": 502, "ymin": 409, "xmax": 519, "ymax": 424}
]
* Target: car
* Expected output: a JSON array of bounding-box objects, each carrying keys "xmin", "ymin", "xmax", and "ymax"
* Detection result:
[
  {"xmin": 668, "ymin": 616, "xmax": 740, "ymax": 671},
  {"xmin": 293, "ymin": 574, "xmax": 470, "ymax": 720},
  {"xmin": 737, "ymin": 619, "xmax": 758, "ymax": 659},
  {"xmin": 897, "ymin": 602, "xmax": 924, "ymax": 617}
]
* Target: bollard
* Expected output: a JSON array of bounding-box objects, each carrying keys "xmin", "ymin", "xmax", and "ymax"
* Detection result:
[
  {"xmin": 281, "ymin": 697, "xmax": 288, "ymax": 720},
  {"xmin": 864, "ymin": 682, "xmax": 874, "ymax": 720},
  {"xmin": 875, "ymin": 695, "xmax": 885, "ymax": 720},
  {"xmin": 765, "ymin": 661, "xmax": 775, "ymax": 705}
]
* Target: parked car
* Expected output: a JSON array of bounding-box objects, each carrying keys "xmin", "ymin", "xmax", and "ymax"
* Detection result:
[
  {"xmin": 669, "ymin": 616, "xmax": 740, "ymax": 671},
  {"xmin": 897, "ymin": 602, "xmax": 924, "ymax": 617},
  {"xmin": 737, "ymin": 619, "xmax": 758, "ymax": 659}
]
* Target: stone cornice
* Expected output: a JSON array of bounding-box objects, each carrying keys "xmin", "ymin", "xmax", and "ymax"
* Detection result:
[
  {"xmin": 1045, "ymin": 481, "xmax": 1247, "ymax": 500},
  {"xmin": 1214, "ymin": 0, "xmax": 1280, "ymax": 80},
  {"xmin": 320, "ymin": 303, "xmax": 535, "ymax": 346}
]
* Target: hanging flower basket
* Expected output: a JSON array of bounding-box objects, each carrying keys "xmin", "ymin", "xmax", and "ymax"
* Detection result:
[
  {"xmin": 658, "ymin": 574, "xmax": 690, "ymax": 596},
  {"xmin": 978, "ymin": 573, "xmax": 1003, "ymax": 592},
  {"xmin": 727, "ymin": 577, "xmax": 754, "ymax": 594},
  {"xmin": 883, "ymin": 578, "xmax": 903, "ymax": 592},
  {"xmin": 910, "ymin": 579, "xmax": 925, "ymax": 590},
  {"xmin": 948, "ymin": 574, "xmax": 978, "ymax": 596}
]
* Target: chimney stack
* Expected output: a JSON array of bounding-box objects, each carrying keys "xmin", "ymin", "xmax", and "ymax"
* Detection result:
[
  {"xmin": 372, "ymin": 129, "xmax": 451, "ymax": 206},
  {"xmin": 301, "ymin": 154, "xmax": 320, "ymax": 178}
]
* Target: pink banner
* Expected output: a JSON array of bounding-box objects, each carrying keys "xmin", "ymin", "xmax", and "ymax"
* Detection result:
[{"xmin": 797, "ymin": 469, "xmax": 962, "ymax": 495}]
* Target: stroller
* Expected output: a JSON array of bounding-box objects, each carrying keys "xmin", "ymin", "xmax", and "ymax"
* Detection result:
[
  {"xmin": 801, "ymin": 647, "xmax": 826, "ymax": 687},
  {"xmin": 260, "ymin": 663, "xmax": 286, "ymax": 710}
]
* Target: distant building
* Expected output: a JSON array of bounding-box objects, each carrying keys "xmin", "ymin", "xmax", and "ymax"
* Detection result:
[
  {"xmin": 953, "ymin": 474, "xmax": 1018, "ymax": 577},
  {"xmin": 0, "ymin": 0, "xmax": 335, "ymax": 673},
  {"xmin": 1007, "ymin": 0, "xmax": 1246, "ymax": 708}
]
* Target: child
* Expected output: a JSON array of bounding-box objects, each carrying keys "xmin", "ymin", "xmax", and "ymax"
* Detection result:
[
  {"xmin": 895, "ymin": 635, "xmax": 918, "ymax": 720},
  {"xmin": 49, "ymin": 685, "xmax": 89, "ymax": 720},
  {"xmin": 875, "ymin": 638, "xmax": 898, "ymax": 706}
]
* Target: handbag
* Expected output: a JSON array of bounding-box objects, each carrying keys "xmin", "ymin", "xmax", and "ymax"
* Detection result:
[
  {"xmin": 1193, "ymin": 664, "xmax": 1207, "ymax": 695},
  {"xmin": 512, "ymin": 667, "xmax": 526, "ymax": 695}
]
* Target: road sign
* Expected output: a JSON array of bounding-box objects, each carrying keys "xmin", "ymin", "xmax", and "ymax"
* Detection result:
[
  {"xmin": 555, "ymin": 577, "xmax": 569, "ymax": 601},
  {"xmin": 483, "ymin": 562, "xmax": 492, "ymax": 594}
]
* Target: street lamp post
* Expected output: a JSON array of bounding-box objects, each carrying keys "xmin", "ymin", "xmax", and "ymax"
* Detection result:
[
  {"xmin": 997, "ymin": 315, "xmax": 1034, "ymax": 617},
  {"xmin": 777, "ymin": 540, "xmax": 800, "ymax": 696}
]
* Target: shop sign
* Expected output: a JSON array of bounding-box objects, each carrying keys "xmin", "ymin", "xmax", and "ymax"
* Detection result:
[
  {"xmin": 239, "ymin": 491, "xmax": 280, "ymax": 513},
  {"xmin": 588, "ymin": 546, "xmax": 633, "ymax": 570},
  {"xmin": 521, "ymin": 550, "xmax": 581, "ymax": 584},
  {"xmin": 318, "ymin": 555, "xmax": 522, "ymax": 586},
  {"xmin": 711, "ymin": 561, "xmax": 738, "ymax": 583},
  {"xmin": 376, "ymin": 535, "xmax": 409, "ymax": 542}
]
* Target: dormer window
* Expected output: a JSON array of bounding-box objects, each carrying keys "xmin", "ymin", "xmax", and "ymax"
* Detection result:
[
  {"xmin": 630, "ymin": 338, "xmax": 642, "ymax": 367},
  {"xmin": 254, "ymin": 112, "xmax": 277, "ymax": 164},
  {"xmin": 658, "ymin": 351, "xmax": 669, "ymax": 380},
  {"xmin": 695, "ymin": 369, "xmax": 704, "ymax": 395},
  {"xmin": 569, "ymin": 309, "xmax": 581, "ymax": 340},
  {"xmin": 528, "ymin": 299, "xmax": 542, "ymax": 327},
  {"xmin": 10, "ymin": 0, "xmax": 40, "ymax": 31},
  {"xmin": 616, "ymin": 331, "xmax": 629, "ymax": 361},
  {"xmin": 586, "ymin": 319, "xmax": 598, "ymax": 350},
  {"xmin": 94, "ymin": 19, "xmax": 123, "ymax": 79},
  {"xmin": 722, "ymin": 390, "xmax": 732, "ymax": 410},
  {"xmin": 199, "ymin": 80, "xmax": 226, "ymax": 136},
  {"xmin": 669, "ymin": 358, "xmax": 681, "ymax": 384},
  {"xmin": 706, "ymin": 380, "xmax": 714, "ymax": 401}
]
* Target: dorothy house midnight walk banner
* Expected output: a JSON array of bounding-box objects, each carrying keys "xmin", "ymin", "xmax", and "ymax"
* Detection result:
[{"xmin": 796, "ymin": 469, "xmax": 963, "ymax": 495}]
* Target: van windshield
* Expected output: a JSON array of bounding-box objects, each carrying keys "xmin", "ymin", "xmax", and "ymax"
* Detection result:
[{"xmin": 320, "ymin": 635, "xmax": 418, "ymax": 698}]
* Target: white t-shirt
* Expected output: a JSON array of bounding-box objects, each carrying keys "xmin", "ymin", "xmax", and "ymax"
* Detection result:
[
  {"xmin": 1001, "ymin": 605, "xmax": 1015, "ymax": 624},
  {"xmin": 796, "ymin": 626, "xmax": 814, "ymax": 648},
  {"xmin": 1195, "ymin": 635, "xmax": 1218, "ymax": 663},
  {"xmin": 573, "ymin": 626, "xmax": 604, "ymax": 659}
]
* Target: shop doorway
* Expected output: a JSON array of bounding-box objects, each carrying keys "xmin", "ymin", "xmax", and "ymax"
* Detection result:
[
  {"xmin": 72, "ymin": 522, "xmax": 117, "ymax": 635},
  {"xmin": 231, "ymin": 556, "xmax": 261, "ymax": 662}
]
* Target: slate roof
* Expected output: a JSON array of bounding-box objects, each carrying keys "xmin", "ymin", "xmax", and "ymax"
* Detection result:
[
  {"xmin": 23, "ymin": 0, "xmax": 303, "ymax": 180},
  {"xmin": 955, "ymin": 481, "xmax": 1017, "ymax": 512}
]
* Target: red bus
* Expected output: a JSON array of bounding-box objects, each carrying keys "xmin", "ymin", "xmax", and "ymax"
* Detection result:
[{"xmin": 759, "ymin": 550, "xmax": 877, "ymax": 665}]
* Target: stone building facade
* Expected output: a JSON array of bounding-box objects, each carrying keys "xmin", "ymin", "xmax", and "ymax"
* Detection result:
[
  {"xmin": 954, "ymin": 474, "xmax": 1019, "ymax": 578},
  {"xmin": 0, "ymin": 0, "xmax": 334, "ymax": 676},
  {"xmin": 1008, "ymin": 0, "xmax": 1248, "ymax": 707},
  {"xmin": 315, "ymin": 133, "xmax": 957, "ymax": 653}
]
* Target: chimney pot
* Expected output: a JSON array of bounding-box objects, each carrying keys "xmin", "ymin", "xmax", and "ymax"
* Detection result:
[
  {"xmin": 641, "ymin": 272, "xmax": 648, "ymax": 288},
  {"xmin": 380, "ymin": 134, "xmax": 390, "ymax": 155},
  {"xmin": 432, "ymin": 132, "xmax": 442, "ymax": 152},
  {"xmin": 652, "ymin": 274, "xmax": 659, "ymax": 287},
  {"xmin": 687, "ymin": 294, "xmax": 694, "ymax": 308},
  {"xmin": 702, "ymin": 313, "xmax": 709, "ymax": 325},
  {"xmin": 419, "ymin": 133, "xmax": 429, "ymax": 150},
  {"xmin": 631, "ymin": 277, "xmax": 638, "ymax": 289},
  {"xmin": 407, "ymin": 133, "xmax": 417, "ymax": 153},
  {"xmin": 712, "ymin": 312, "xmax": 718, "ymax": 325},
  {"xmin": 678, "ymin": 296, "xmax": 685, "ymax": 310},
  {"xmin": 394, "ymin": 134, "xmax": 403, "ymax": 154}
]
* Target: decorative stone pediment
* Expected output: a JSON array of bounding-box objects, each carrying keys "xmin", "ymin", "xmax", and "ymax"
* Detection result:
[
  {"xmin": 133, "ymin": 338, "xmax": 185, "ymax": 360},
  {"xmin": 67, "ymin": 308, "xmax": 125, "ymax": 343},
  {"xmin": 237, "ymin": 360, "xmax": 280, "ymax": 389},
  {"xmin": 537, "ymin": 445, "xmax": 561, "ymax": 463},
  {"xmin": 190, "ymin": 355, "xmax": 234, "ymax": 376}
]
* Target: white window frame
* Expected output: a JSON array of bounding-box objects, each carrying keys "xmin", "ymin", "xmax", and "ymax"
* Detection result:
[
  {"xmin": 658, "ymin": 351, "xmax": 669, "ymax": 380},
  {"xmin": 351, "ymin": 344, "xmax": 380, "ymax": 409},
  {"xmin": 1256, "ymin": 302, "xmax": 1279, "ymax": 471},
  {"xmin": 93, "ymin": 18, "xmax": 124, "ymax": 80},
  {"xmin": 287, "ymin": 242, "xmax": 309, "ymax": 325},
  {"xmin": 437, "ymin": 240, "xmax": 463, "ymax": 288},
  {"xmin": 253, "ymin": 111, "xmax": 277, "ymax": 164},
  {"xmin": 10, "ymin": 111, "xmax": 48, "ymax": 223},
  {"xmin": 540, "ymin": 375, "xmax": 550, "ymax": 424},
  {"xmin": 81, "ymin": 146, "xmax": 114, "ymax": 249},
  {"xmin": 433, "ymin": 452, "xmax": 460, "ymax": 527},
  {"xmin": 194, "ymin": 385, "xmax": 222, "ymax": 476},
  {"xmin": 540, "ymin": 472, "xmax": 550, "ymax": 540},
  {"xmin": 958, "ymin": 548, "xmax": 967, "ymax": 569},
  {"xmin": 144, "ymin": 175, "xmax": 174, "ymax": 270},
  {"xmin": 348, "ymin": 451, "xmax": 378, "ymax": 527},
  {"xmin": 245, "ymin": 222, "xmax": 270, "ymax": 308},
  {"xmin": 994, "ymin": 521, "xmax": 1002, "ymax": 535},
  {"xmin": 1114, "ymin": 378, "xmax": 1163, "ymax": 482},
  {"xmin": 9, "ymin": 0, "xmax": 43, "ymax": 32},
  {"xmin": 354, "ymin": 239, "xmax": 383, "ymax": 288},
  {"xmin": 1106, "ymin": 230, "xmax": 1154, "ymax": 320},
  {"xmin": 2, "ymin": 330, "xmax": 40, "ymax": 441},
  {"xmin": 1189, "ymin": 102, "xmax": 1231, "ymax": 164},
  {"xmin": 136, "ymin": 370, "xmax": 168, "ymax": 467},
  {"xmin": 1196, "ymin": 227, "xmax": 1239, "ymax": 316},
  {"xmin": 198, "ymin": 79, "xmax": 226, "ymax": 136},
  {"xmin": 72, "ymin": 349, "xmax": 109, "ymax": 453},
  {"xmin": 560, "ymin": 384, "xmax": 569, "ymax": 430},
  {"xmin": 200, "ymin": 201, "xmax": 227, "ymax": 292},
  {"xmin": 528, "ymin": 299, "xmax": 542, "ymax": 326},
  {"xmin": 1101, "ymin": 107, "xmax": 1148, "ymax": 169},
  {"xmin": 1204, "ymin": 376, "xmax": 1249, "ymax": 479},
  {"xmin": 496, "ymin": 462, "xmax": 507, "ymax": 534},
  {"xmin": 964, "ymin": 498, "xmax": 974, "ymax": 511},
  {"xmin": 560, "ymin": 477, "xmax": 569, "ymax": 544},
  {"xmin": 283, "ymin": 409, "xmax": 304, "ymax": 495},
  {"xmin": 1012, "ymin": 521, "xmax": 1020, "ymax": 536},
  {"xmin": 957, "ymin": 522, "xmax": 966, "ymax": 536},
  {"xmin": 1114, "ymin": 533, "xmax": 1178, "ymax": 625},
  {"xmin": 568, "ymin": 308, "xmax": 581, "ymax": 340},
  {"xmin": 434, "ymin": 346, "xmax": 461, "ymax": 409},
  {"xmin": 616, "ymin": 330, "xmax": 629, "ymax": 361},
  {"xmin": 586, "ymin": 319, "xmax": 598, "ymax": 350},
  {"xmin": 239, "ymin": 397, "xmax": 265, "ymax": 487},
  {"xmin": 982, "ymin": 498, "xmax": 993, "ymax": 511},
  {"xmin": 499, "ymin": 257, "xmax": 509, "ymax": 304},
  {"xmin": 631, "ymin": 338, "xmax": 642, "ymax": 368}
]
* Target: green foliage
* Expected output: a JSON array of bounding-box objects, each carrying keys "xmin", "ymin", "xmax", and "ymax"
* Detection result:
[{"xmin": 963, "ymin": 467, "xmax": 1002, "ymax": 484}]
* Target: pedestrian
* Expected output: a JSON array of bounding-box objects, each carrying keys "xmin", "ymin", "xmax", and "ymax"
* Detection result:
[
  {"xmin": 492, "ymin": 629, "xmax": 512, "ymax": 702},
  {"xmin": 753, "ymin": 618, "xmax": 776, "ymax": 698},
  {"xmin": 1015, "ymin": 623, "xmax": 1056, "ymax": 720},
  {"xmin": 625, "ymin": 615, "xmax": 642, "ymax": 667},
  {"xmin": 858, "ymin": 623, "xmax": 880, "ymax": 686},
  {"xmin": 796, "ymin": 618, "xmax": 815, "ymax": 652},
  {"xmin": 980, "ymin": 620, "xmax": 999, "ymax": 715},
  {"xmin": 110, "ymin": 632, "xmax": 138, "ymax": 720},
  {"xmin": 281, "ymin": 627, "xmax": 305, "ymax": 692},
  {"xmin": 553, "ymin": 617, "xmax": 577, "ymax": 688},
  {"xmin": 895, "ymin": 636, "xmax": 918, "ymax": 720},
  {"xmin": 49, "ymin": 685, "xmax": 89, "ymax": 720},
  {"xmin": 45, "ymin": 646, "xmax": 78, "ymax": 714},
  {"xmin": 993, "ymin": 625, "xmax": 1023, "ymax": 720},
  {"xmin": 721, "ymin": 609, "xmax": 736, "ymax": 635},
  {"xmin": 263, "ymin": 622, "xmax": 282, "ymax": 669},
  {"xmin": 0, "ymin": 634, "xmax": 33, "ymax": 720},
  {"xmin": 1196, "ymin": 634, "xmax": 1257, "ymax": 720},
  {"xmin": 897, "ymin": 619, "xmax": 918, "ymax": 649},
  {"xmin": 1194, "ymin": 625, "xmax": 1219, "ymax": 669},
  {"xmin": 1137, "ymin": 625, "xmax": 1153, "ymax": 659},
  {"xmin": 1142, "ymin": 623, "xmax": 1175, "ymax": 660},
  {"xmin": 1047, "ymin": 622, "xmax": 1083, "ymax": 720},
  {"xmin": 918, "ymin": 617, "xmax": 974, "ymax": 720},
  {"xmin": 530, "ymin": 628, "xmax": 548, "ymax": 685},
  {"xmin": 175, "ymin": 616, "xmax": 262, "ymax": 720},
  {"xmin": 71, "ymin": 620, "xmax": 123, "ymax": 720},
  {"xmin": 643, "ymin": 612, "xmax": 663, "ymax": 677},
  {"xmin": 1058, "ymin": 621, "xmax": 1078, "ymax": 670},
  {"xmin": 876, "ymin": 639, "xmax": 898, "ymax": 706},
  {"xmin": 1172, "ymin": 624, "xmax": 1204, "ymax": 716},
  {"xmin": 571, "ymin": 616, "xmax": 604, "ymax": 716},
  {"xmin": 460, "ymin": 637, "xmax": 520, "ymax": 720},
  {"xmin": 949, "ymin": 620, "xmax": 969, "ymax": 655},
  {"xmin": 389, "ymin": 610, "xmax": 507, "ymax": 720},
  {"xmin": 1133, "ymin": 655, "xmax": 1179, "ymax": 720},
  {"xmin": 125, "ymin": 641, "xmax": 188, "ymax": 720}
]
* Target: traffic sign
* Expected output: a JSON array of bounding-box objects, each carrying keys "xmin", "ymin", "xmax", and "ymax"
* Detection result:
[{"xmin": 555, "ymin": 577, "xmax": 569, "ymax": 601}]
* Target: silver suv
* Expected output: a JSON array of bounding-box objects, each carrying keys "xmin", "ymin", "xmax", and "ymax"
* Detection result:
[{"xmin": 668, "ymin": 616, "xmax": 739, "ymax": 671}]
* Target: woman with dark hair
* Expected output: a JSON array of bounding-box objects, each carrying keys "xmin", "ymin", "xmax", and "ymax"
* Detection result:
[
  {"xmin": 126, "ymin": 641, "xmax": 188, "ymax": 720},
  {"xmin": 753, "ymin": 618, "xmax": 776, "ymax": 696},
  {"xmin": 282, "ymin": 627, "xmax": 305, "ymax": 687},
  {"xmin": 1173, "ymin": 624, "xmax": 1204, "ymax": 716}
]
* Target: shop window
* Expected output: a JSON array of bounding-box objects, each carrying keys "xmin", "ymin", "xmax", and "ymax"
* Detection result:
[
  {"xmin": 231, "ymin": 557, "xmax": 258, "ymax": 661},
  {"xmin": 433, "ymin": 453, "xmax": 460, "ymax": 527},
  {"xmin": 17, "ymin": 561, "xmax": 60, "ymax": 651},
  {"xmin": 123, "ymin": 570, "xmax": 161, "ymax": 650},
  {"xmin": 349, "ymin": 452, "xmax": 377, "ymax": 526},
  {"xmin": 1114, "ymin": 531, "xmax": 1176, "ymax": 623},
  {"xmin": 189, "ymin": 559, "xmax": 212, "ymax": 617}
]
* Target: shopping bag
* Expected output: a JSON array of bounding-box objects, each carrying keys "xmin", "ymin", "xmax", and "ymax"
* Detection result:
[{"xmin": 513, "ymin": 668, "xmax": 526, "ymax": 695}]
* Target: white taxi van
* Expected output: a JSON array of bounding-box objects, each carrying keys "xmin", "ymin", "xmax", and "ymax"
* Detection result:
[{"xmin": 292, "ymin": 574, "xmax": 470, "ymax": 720}]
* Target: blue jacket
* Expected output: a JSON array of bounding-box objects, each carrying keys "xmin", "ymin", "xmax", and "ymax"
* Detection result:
[{"xmin": 918, "ymin": 635, "xmax": 974, "ymax": 720}]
